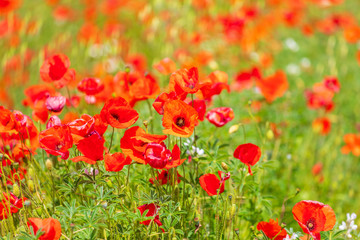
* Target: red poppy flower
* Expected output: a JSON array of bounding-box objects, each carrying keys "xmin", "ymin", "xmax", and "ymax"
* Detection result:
[
  {"xmin": 120, "ymin": 126, "xmax": 167, "ymax": 164},
  {"xmin": 40, "ymin": 54, "xmax": 76, "ymax": 89},
  {"xmin": 152, "ymin": 91, "xmax": 178, "ymax": 115},
  {"xmin": 138, "ymin": 203, "xmax": 162, "ymax": 227},
  {"xmin": 255, "ymin": 70, "xmax": 288, "ymax": 103},
  {"xmin": 198, "ymin": 70, "xmax": 230, "ymax": 101},
  {"xmin": 67, "ymin": 114, "xmax": 95, "ymax": 144},
  {"xmin": 233, "ymin": 143, "xmax": 261, "ymax": 175},
  {"xmin": 77, "ymin": 77, "xmax": 104, "ymax": 95},
  {"xmin": 144, "ymin": 143, "xmax": 183, "ymax": 169},
  {"xmin": 104, "ymin": 152, "xmax": 132, "ymax": 172},
  {"xmin": 45, "ymin": 96, "xmax": 66, "ymax": 113},
  {"xmin": 144, "ymin": 143, "xmax": 171, "ymax": 169},
  {"xmin": 162, "ymin": 100, "xmax": 198, "ymax": 138},
  {"xmin": 312, "ymin": 162, "xmax": 323, "ymax": 176},
  {"xmin": 149, "ymin": 170, "xmax": 182, "ymax": 185},
  {"xmin": 292, "ymin": 200, "xmax": 336, "ymax": 240},
  {"xmin": 169, "ymin": 67, "xmax": 200, "ymax": 99},
  {"xmin": 188, "ymin": 100, "xmax": 206, "ymax": 121},
  {"xmin": 128, "ymin": 73, "xmax": 160, "ymax": 106},
  {"xmin": 312, "ymin": 117, "xmax": 331, "ymax": 135},
  {"xmin": 47, "ymin": 116, "xmax": 62, "ymax": 129},
  {"xmin": 154, "ymin": 57, "xmax": 176, "ymax": 75},
  {"xmin": 323, "ymin": 76, "xmax": 340, "ymax": 93},
  {"xmin": 39, "ymin": 125, "xmax": 73, "ymax": 160},
  {"xmin": 0, "ymin": 0, "xmax": 21, "ymax": 14},
  {"xmin": 257, "ymin": 219, "xmax": 287, "ymax": 240},
  {"xmin": 71, "ymin": 132, "xmax": 104, "ymax": 164},
  {"xmin": 199, "ymin": 171, "xmax": 230, "ymax": 196},
  {"xmin": 100, "ymin": 97, "xmax": 139, "ymax": 129},
  {"xmin": 341, "ymin": 133, "xmax": 360, "ymax": 156},
  {"xmin": 0, "ymin": 192, "xmax": 26, "ymax": 220},
  {"xmin": 0, "ymin": 107, "xmax": 17, "ymax": 133},
  {"xmin": 233, "ymin": 67, "xmax": 262, "ymax": 92},
  {"xmin": 164, "ymin": 144, "xmax": 186, "ymax": 169},
  {"xmin": 28, "ymin": 218, "xmax": 62, "ymax": 240},
  {"xmin": 206, "ymin": 107, "xmax": 234, "ymax": 127}
]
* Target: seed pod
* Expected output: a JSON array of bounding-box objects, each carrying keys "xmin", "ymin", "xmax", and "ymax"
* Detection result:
[
  {"xmin": 229, "ymin": 124, "xmax": 239, "ymax": 134},
  {"xmin": 45, "ymin": 159, "xmax": 53, "ymax": 170},
  {"xmin": 221, "ymin": 162, "xmax": 228, "ymax": 171},
  {"xmin": 231, "ymin": 204, "xmax": 236, "ymax": 216},
  {"xmin": 27, "ymin": 180, "xmax": 35, "ymax": 192},
  {"xmin": 266, "ymin": 129, "xmax": 274, "ymax": 140},
  {"xmin": 12, "ymin": 183, "xmax": 20, "ymax": 196}
]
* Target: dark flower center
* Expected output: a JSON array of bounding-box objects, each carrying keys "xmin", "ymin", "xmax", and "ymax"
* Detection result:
[
  {"xmin": 56, "ymin": 143, "xmax": 64, "ymax": 151},
  {"xmin": 111, "ymin": 113, "xmax": 119, "ymax": 121},
  {"xmin": 306, "ymin": 218, "xmax": 316, "ymax": 231},
  {"xmin": 176, "ymin": 117, "xmax": 185, "ymax": 127}
]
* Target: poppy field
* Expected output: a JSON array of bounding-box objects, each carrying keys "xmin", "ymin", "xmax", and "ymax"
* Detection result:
[{"xmin": 2, "ymin": 0, "xmax": 360, "ymax": 239}]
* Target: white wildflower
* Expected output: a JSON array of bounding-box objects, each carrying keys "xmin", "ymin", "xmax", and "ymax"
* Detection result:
[
  {"xmin": 283, "ymin": 233, "xmax": 298, "ymax": 240},
  {"xmin": 284, "ymin": 38, "xmax": 299, "ymax": 52},
  {"xmin": 286, "ymin": 64, "xmax": 300, "ymax": 76},
  {"xmin": 339, "ymin": 213, "xmax": 358, "ymax": 239}
]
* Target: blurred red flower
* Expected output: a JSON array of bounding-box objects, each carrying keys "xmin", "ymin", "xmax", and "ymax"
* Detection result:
[
  {"xmin": 206, "ymin": 107, "xmax": 234, "ymax": 127},
  {"xmin": 40, "ymin": 54, "xmax": 76, "ymax": 89}
]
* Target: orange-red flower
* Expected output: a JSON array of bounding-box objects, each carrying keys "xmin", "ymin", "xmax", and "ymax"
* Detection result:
[
  {"xmin": 199, "ymin": 171, "xmax": 230, "ymax": 196},
  {"xmin": 40, "ymin": 54, "xmax": 76, "ymax": 89},
  {"xmin": 0, "ymin": 0, "xmax": 21, "ymax": 14},
  {"xmin": 162, "ymin": 100, "xmax": 198, "ymax": 137},
  {"xmin": 154, "ymin": 57, "xmax": 176, "ymax": 75},
  {"xmin": 206, "ymin": 107, "xmax": 234, "ymax": 127},
  {"xmin": 149, "ymin": 170, "xmax": 182, "ymax": 185},
  {"xmin": 257, "ymin": 219, "xmax": 287, "ymax": 240},
  {"xmin": 341, "ymin": 133, "xmax": 360, "ymax": 156},
  {"xmin": 0, "ymin": 192, "xmax": 26, "ymax": 220},
  {"xmin": 100, "ymin": 97, "xmax": 139, "ymax": 129},
  {"xmin": 67, "ymin": 114, "xmax": 95, "ymax": 144},
  {"xmin": 138, "ymin": 203, "xmax": 162, "ymax": 227},
  {"xmin": 255, "ymin": 70, "xmax": 288, "ymax": 103},
  {"xmin": 169, "ymin": 67, "xmax": 200, "ymax": 99},
  {"xmin": 28, "ymin": 218, "xmax": 62, "ymax": 240},
  {"xmin": 120, "ymin": 126, "xmax": 167, "ymax": 164},
  {"xmin": 292, "ymin": 200, "xmax": 336, "ymax": 240},
  {"xmin": 152, "ymin": 91, "xmax": 178, "ymax": 115},
  {"xmin": 188, "ymin": 100, "xmax": 206, "ymax": 121},
  {"xmin": 233, "ymin": 143, "xmax": 261, "ymax": 175},
  {"xmin": 104, "ymin": 152, "xmax": 132, "ymax": 172},
  {"xmin": 198, "ymin": 70, "xmax": 230, "ymax": 101},
  {"xmin": 71, "ymin": 132, "xmax": 105, "ymax": 164},
  {"xmin": 312, "ymin": 117, "xmax": 331, "ymax": 135},
  {"xmin": 77, "ymin": 77, "xmax": 104, "ymax": 95},
  {"xmin": 39, "ymin": 125, "xmax": 73, "ymax": 160}
]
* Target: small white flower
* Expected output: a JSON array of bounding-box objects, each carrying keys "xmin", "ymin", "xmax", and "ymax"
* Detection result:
[
  {"xmin": 283, "ymin": 233, "xmax": 298, "ymax": 240},
  {"xmin": 339, "ymin": 213, "xmax": 358, "ymax": 239},
  {"xmin": 286, "ymin": 64, "xmax": 300, "ymax": 76},
  {"xmin": 300, "ymin": 58, "xmax": 311, "ymax": 68},
  {"xmin": 284, "ymin": 38, "xmax": 299, "ymax": 52}
]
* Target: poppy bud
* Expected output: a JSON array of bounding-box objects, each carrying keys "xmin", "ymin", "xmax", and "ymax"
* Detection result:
[
  {"xmin": 235, "ymin": 228, "xmax": 239, "ymax": 235},
  {"xmin": 28, "ymin": 167, "xmax": 35, "ymax": 177},
  {"xmin": 13, "ymin": 183, "xmax": 20, "ymax": 196},
  {"xmin": 221, "ymin": 162, "xmax": 228, "ymax": 171},
  {"xmin": 143, "ymin": 120, "xmax": 149, "ymax": 128},
  {"xmin": 229, "ymin": 124, "xmax": 239, "ymax": 134},
  {"xmin": 46, "ymin": 96, "xmax": 66, "ymax": 113},
  {"xmin": 144, "ymin": 143, "xmax": 171, "ymax": 169},
  {"xmin": 46, "ymin": 159, "xmax": 53, "ymax": 170},
  {"xmin": 27, "ymin": 180, "xmax": 35, "ymax": 192},
  {"xmin": 47, "ymin": 115, "xmax": 62, "ymax": 129},
  {"xmin": 266, "ymin": 129, "xmax": 274, "ymax": 140}
]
